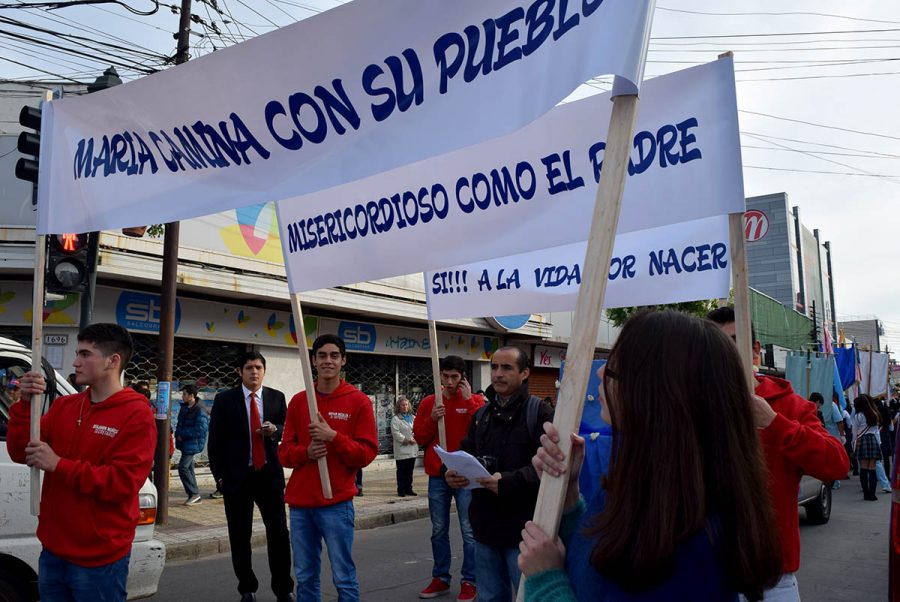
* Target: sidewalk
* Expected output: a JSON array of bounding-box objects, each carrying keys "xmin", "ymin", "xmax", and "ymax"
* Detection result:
[{"xmin": 157, "ymin": 464, "xmax": 431, "ymax": 562}]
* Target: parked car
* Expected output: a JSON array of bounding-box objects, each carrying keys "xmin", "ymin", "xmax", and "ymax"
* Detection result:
[
  {"xmin": 798, "ymin": 474, "xmax": 831, "ymax": 525},
  {"xmin": 0, "ymin": 336, "xmax": 165, "ymax": 600}
]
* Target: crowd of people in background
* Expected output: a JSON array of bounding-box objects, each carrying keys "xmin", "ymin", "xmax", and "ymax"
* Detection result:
[{"xmin": 8, "ymin": 309, "xmax": 897, "ymax": 602}]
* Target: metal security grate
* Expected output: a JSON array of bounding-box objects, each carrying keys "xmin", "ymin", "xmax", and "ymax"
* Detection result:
[
  {"xmin": 125, "ymin": 333, "xmax": 246, "ymax": 465},
  {"xmin": 397, "ymin": 357, "xmax": 435, "ymax": 411},
  {"xmin": 344, "ymin": 353, "xmax": 396, "ymax": 454}
]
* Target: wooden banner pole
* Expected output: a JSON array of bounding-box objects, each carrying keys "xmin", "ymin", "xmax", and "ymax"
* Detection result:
[
  {"xmin": 516, "ymin": 91, "xmax": 639, "ymax": 601},
  {"xmin": 289, "ymin": 293, "xmax": 333, "ymax": 499},
  {"xmin": 729, "ymin": 211, "xmax": 755, "ymax": 390},
  {"xmin": 29, "ymin": 234, "xmax": 47, "ymax": 516},
  {"xmin": 427, "ymin": 319, "xmax": 448, "ymax": 450},
  {"xmin": 29, "ymin": 89, "xmax": 53, "ymax": 516}
]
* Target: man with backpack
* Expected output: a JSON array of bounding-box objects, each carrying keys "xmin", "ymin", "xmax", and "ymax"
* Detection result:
[{"xmin": 446, "ymin": 346, "xmax": 553, "ymax": 602}]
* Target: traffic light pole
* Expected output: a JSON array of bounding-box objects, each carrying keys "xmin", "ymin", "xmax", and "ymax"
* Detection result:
[{"xmin": 153, "ymin": 0, "xmax": 191, "ymax": 524}]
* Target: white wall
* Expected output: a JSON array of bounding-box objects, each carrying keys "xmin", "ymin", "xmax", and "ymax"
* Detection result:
[{"xmin": 256, "ymin": 344, "xmax": 306, "ymax": 403}]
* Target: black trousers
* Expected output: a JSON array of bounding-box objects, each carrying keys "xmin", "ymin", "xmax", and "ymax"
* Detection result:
[
  {"xmin": 223, "ymin": 467, "xmax": 294, "ymax": 597},
  {"xmin": 396, "ymin": 457, "xmax": 415, "ymax": 494}
]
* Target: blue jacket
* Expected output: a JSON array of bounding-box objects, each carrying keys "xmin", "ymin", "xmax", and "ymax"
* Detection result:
[
  {"xmin": 175, "ymin": 402, "xmax": 209, "ymax": 455},
  {"xmin": 525, "ymin": 490, "xmax": 737, "ymax": 602}
]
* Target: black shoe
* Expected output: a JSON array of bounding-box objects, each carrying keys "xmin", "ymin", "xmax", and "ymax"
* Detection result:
[
  {"xmin": 398, "ymin": 492, "xmax": 406, "ymax": 497},
  {"xmin": 240, "ymin": 594, "xmax": 256, "ymax": 602},
  {"xmin": 276, "ymin": 594, "xmax": 296, "ymax": 602},
  {"xmin": 406, "ymin": 490, "xmax": 418, "ymax": 496}
]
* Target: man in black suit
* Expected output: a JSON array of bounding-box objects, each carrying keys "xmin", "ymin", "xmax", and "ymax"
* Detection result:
[{"xmin": 208, "ymin": 351, "xmax": 295, "ymax": 602}]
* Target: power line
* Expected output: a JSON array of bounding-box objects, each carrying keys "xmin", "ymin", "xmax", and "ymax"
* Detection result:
[
  {"xmin": 744, "ymin": 165, "xmax": 900, "ymax": 179},
  {"xmin": 741, "ymin": 144, "xmax": 900, "ymax": 160},
  {"xmin": 656, "ymin": 7, "xmax": 900, "ymax": 26},
  {"xmin": 737, "ymin": 70, "xmax": 900, "ymax": 82},
  {"xmin": 742, "ymin": 132, "xmax": 899, "ymax": 182},
  {"xmin": 653, "ymin": 28, "xmax": 900, "ymax": 41},
  {"xmin": 740, "ymin": 109, "xmax": 900, "ymax": 142}
]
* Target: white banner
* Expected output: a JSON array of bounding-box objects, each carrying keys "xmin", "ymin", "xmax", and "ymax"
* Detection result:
[
  {"xmin": 277, "ymin": 57, "xmax": 743, "ymax": 293},
  {"xmin": 38, "ymin": 0, "xmax": 655, "ymax": 234},
  {"xmin": 425, "ymin": 215, "xmax": 731, "ymax": 320}
]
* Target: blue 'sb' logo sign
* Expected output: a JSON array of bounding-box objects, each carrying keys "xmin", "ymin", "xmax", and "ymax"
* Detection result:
[
  {"xmin": 337, "ymin": 322, "xmax": 376, "ymax": 352},
  {"xmin": 116, "ymin": 291, "xmax": 181, "ymax": 333}
]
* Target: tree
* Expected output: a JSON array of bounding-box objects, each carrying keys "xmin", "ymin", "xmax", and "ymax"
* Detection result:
[{"xmin": 606, "ymin": 299, "xmax": 722, "ymax": 328}]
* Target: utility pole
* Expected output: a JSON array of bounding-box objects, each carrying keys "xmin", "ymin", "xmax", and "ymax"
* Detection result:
[
  {"xmin": 153, "ymin": 0, "xmax": 192, "ymax": 524},
  {"xmin": 810, "ymin": 301, "xmax": 819, "ymax": 347}
]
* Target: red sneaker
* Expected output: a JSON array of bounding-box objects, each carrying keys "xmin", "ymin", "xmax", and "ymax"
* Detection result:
[
  {"xmin": 419, "ymin": 578, "xmax": 451, "ymax": 599},
  {"xmin": 457, "ymin": 581, "xmax": 477, "ymax": 602}
]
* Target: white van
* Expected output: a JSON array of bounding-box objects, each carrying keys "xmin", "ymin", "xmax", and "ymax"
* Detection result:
[{"xmin": 0, "ymin": 336, "xmax": 165, "ymax": 600}]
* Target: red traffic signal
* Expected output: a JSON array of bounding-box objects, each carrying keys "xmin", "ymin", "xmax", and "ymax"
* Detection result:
[
  {"xmin": 46, "ymin": 233, "xmax": 93, "ymax": 294},
  {"xmin": 51, "ymin": 233, "xmax": 88, "ymax": 254}
]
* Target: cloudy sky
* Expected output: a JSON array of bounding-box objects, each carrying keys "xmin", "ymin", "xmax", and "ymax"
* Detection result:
[{"xmin": 2, "ymin": 0, "xmax": 897, "ymax": 350}]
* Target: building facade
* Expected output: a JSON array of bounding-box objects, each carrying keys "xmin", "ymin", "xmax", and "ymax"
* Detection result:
[{"xmin": 745, "ymin": 192, "xmax": 838, "ymax": 343}]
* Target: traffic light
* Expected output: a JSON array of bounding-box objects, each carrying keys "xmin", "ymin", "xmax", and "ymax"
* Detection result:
[
  {"xmin": 15, "ymin": 105, "xmax": 42, "ymax": 187},
  {"xmin": 46, "ymin": 233, "xmax": 95, "ymax": 294}
]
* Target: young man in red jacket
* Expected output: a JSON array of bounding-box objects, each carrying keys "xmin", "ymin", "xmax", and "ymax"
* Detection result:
[
  {"xmin": 413, "ymin": 355, "xmax": 484, "ymax": 601},
  {"xmin": 708, "ymin": 307, "xmax": 849, "ymax": 601},
  {"xmin": 7, "ymin": 323, "xmax": 156, "ymax": 601},
  {"xmin": 278, "ymin": 334, "xmax": 378, "ymax": 602}
]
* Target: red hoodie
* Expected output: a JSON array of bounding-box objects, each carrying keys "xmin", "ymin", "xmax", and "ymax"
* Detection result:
[
  {"xmin": 755, "ymin": 375, "xmax": 850, "ymax": 573},
  {"xmin": 6, "ymin": 388, "xmax": 156, "ymax": 567},
  {"xmin": 413, "ymin": 390, "xmax": 484, "ymax": 477},
  {"xmin": 278, "ymin": 381, "xmax": 377, "ymax": 507}
]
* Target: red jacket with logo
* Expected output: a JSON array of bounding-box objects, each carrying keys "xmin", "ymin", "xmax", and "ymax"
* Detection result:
[
  {"xmin": 756, "ymin": 375, "xmax": 850, "ymax": 573},
  {"xmin": 6, "ymin": 388, "xmax": 156, "ymax": 567},
  {"xmin": 414, "ymin": 390, "xmax": 484, "ymax": 477},
  {"xmin": 279, "ymin": 381, "xmax": 378, "ymax": 507}
]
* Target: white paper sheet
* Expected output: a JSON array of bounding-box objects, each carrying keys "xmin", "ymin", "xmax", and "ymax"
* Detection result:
[{"xmin": 435, "ymin": 445, "xmax": 491, "ymax": 490}]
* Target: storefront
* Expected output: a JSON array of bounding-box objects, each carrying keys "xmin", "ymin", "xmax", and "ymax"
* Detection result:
[{"xmin": 0, "ymin": 281, "xmax": 499, "ymax": 456}]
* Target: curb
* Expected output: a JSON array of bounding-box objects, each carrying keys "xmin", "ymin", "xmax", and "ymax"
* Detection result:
[{"xmin": 163, "ymin": 501, "xmax": 432, "ymax": 563}]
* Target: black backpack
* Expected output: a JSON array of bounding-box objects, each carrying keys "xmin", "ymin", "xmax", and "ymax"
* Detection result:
[{"xmin": 474, "ymin": 395, "xmax": 543, "ymax": 442}]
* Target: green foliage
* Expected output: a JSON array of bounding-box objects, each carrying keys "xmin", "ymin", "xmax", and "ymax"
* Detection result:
[
  {"xmin": 606, "ymin": 299, "xmax": 722, "ymax": 328},
  {"xmin": 146, "ymin": 224, "xmax": 165, "ymax": 238}
]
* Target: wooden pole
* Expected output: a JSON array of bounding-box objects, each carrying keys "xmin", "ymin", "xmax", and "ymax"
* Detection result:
[
  {"xmin": 289, "ymin": 293, "xmax": 333, "ymax": 499},
  {"xmin": 516, "ymin": 91, "xmax": 639, "ymax": 601},
  {"xmin": 29, "ymin": 235, "xmax": 47, "ymax": 517},
  {"xmin": 29, "ymin": 89, "xmax": 53, "ymax": 517},
  {"xmin": 427, "ymin": 319, "xmax": 448, "ymax": 449},
  {"xmin": 729, "ymin": 212, "xmax": 755, "ymax": 389}
]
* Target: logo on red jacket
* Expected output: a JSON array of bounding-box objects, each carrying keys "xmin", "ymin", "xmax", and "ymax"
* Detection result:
[
  {"xmin": 328, "ymin": 411, "xmax": 350, "ymax": 421},
  {"xmin": 92, "ymin": 424, "xmax": 119, "ymax": 438}
]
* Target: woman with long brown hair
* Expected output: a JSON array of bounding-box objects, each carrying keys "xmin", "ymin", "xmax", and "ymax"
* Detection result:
[
  {"xmin": 518, "ymin": 310, "xmax": 782, "ymax": 601},
  {"xmin": 852, "ymin": 394, "xmax": 882, "ymax": 501}
]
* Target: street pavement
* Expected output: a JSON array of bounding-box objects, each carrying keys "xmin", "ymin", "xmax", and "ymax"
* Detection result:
[
  {"xmin": 796, "ymin": 478, "xmax": 890, "ymax": 601},
  {"xmin": 149, "ymin": 473, "xmax": 891, "ymax": 601}
]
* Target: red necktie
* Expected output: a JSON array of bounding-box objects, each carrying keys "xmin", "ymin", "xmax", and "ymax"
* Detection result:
[{"xmin": 250, "ymin": 391, "xmax": 265, "ymax": 470}]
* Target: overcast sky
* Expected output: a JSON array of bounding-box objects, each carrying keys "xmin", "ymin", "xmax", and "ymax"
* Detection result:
[{"xmin": 2, "ymin": 0, "xmax": 897, "ymax": 350}]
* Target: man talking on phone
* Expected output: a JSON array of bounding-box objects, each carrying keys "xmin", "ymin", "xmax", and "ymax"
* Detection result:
[
  {"xmin": 208, "ymin": 351, "xmax": 295, "ymax": 602},
  {"xmin": 414, "ymin": 355, "xmax": 484, "ymax": 601}
]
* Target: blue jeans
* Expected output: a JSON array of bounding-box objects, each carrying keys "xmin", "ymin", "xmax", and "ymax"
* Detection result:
[
  {"xmin": 427, "ymin": 476, "xmax": 476, "ymax": 584},
  {"xmin": 39, "ymin": 548, "xmax": 130, "ymax": 602},
  {"xmin": 876, "ymin": 460, "xmax": 892, "ymax": 491},
  {"xmin": 474, "ymin": 541, "xmax": 520, "ymax": 602},
  {"xmin": 178, "ymin": 452, "xmax": 199, "ymax": 497},
  {"xmin": 289, "ymin": 501, "xmax": 359, "ymax": 602}
]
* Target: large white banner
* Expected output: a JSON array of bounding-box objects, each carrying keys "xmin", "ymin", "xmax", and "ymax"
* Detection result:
[
  {"xmin": 38, "ymin": 0, "xmax": 655, "ymax": 234},
  {"xmin": 425, "ymin": 215, "xmax": 731, "ymax": 320},
  {"xmin": 277, "ymin": 57, "xmax": 743, "ymax": 293}
]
